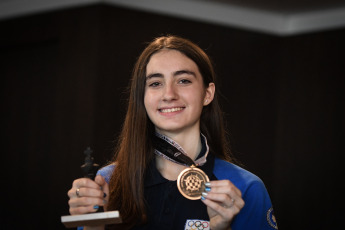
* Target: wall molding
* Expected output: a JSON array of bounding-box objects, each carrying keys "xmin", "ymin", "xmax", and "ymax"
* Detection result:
[{"xmin": 1, "ymin": 0, "xmax": 345, "ymax": 36}]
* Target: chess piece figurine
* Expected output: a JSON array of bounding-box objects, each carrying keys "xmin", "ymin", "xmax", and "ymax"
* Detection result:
[
  {"xmin": 61, "ymin": 147, "xmax": 121, "ymax": 228},
  {"xmin": 81, "ymin": 147, "xmax": 100, "ymax": 180}
]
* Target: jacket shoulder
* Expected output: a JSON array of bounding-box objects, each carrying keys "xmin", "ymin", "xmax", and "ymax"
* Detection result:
[{"xmin": 213, "ymin": 158, "xmax": 265, "ymax": 192}]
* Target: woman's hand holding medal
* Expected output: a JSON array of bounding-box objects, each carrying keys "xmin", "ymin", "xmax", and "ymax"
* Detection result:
[{"xmin": 201, "ymin": 180, "xmax": 244, "ymax": 230}]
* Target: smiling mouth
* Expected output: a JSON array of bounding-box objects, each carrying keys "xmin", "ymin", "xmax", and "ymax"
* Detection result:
[{"xmin": 159, "ymin": 107, "xmax": 184, "ymax": 113}]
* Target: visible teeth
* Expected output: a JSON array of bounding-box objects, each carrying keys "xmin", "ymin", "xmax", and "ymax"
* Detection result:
[{"xmin": 161, "ymin": 107, "xmax": 183, "ymax": 113}]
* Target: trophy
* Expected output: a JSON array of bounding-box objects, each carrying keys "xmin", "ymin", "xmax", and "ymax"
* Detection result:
[{"xmin": 61, "ymin": 147, "xmax": 121, "ymax": 228}]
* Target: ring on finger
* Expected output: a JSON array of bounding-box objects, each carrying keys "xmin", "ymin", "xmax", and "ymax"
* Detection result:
[
  {"xmin": 76, "ymin": 188, "xmax": 80, "ymax": 197},
  {"xmin": 229, "ymin": 197, "xmax": 235, "ymax": 208},
  {"xmin": 222, "ymin": 198, "xmax": 235, "ymax": 209}
]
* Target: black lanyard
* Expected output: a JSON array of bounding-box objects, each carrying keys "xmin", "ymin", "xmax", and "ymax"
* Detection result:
[
  {"xmin": 152, "ymin": 134, "xmax": 195, "ymax": 166},
  {"xmin": 152, "ymin": 132, "xmax": 209, "ymax": 167},
  {"xmin": 152, "ymin": 132, "xmax": 210, "ymax": 200}
]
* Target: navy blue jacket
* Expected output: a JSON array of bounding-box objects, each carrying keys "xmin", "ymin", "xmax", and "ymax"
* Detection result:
[{"xmin": 90, "ymin": 154, "xmax": 278, "ymax": 230}]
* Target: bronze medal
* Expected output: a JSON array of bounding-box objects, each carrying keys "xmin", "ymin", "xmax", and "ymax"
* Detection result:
[
  {"xmin": 177, "ymin": 165, "xmax": 209, "ymax": 200},
  {"xmin": 153, "ymin": 133, "xmax": 210, "ymax": 200}
]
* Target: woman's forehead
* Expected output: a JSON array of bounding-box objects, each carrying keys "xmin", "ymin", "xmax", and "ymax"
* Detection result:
[{"xmin": 146, "ymin": 49, "xmax": 198, "ymax": 72}]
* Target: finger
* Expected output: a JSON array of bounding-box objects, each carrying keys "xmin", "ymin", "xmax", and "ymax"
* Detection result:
[
  {"xmin": 69, "ymin": 186, "xmax": 105, "ymax": 199},
  {"xmin": 68, "ymin": 177, "xmax": 107, "ymax": 198},
  {"xmin": 94, "ymin": 175, "xmax": 109, "ymax": 201},
  {"xmin": 202, "ymin": 191, "xmax": 245, "ymax": 210},
  {"xmin": 202, "ymin": 197, "xmax": 242, "ymax": 219},
  {"xmin": 206, "ymin": 180, "xmax": 242, "ymax": 196},
  {"xmin": 203, "ymin": 188, "xmax": 241, "ymax": 204},
  {"xmin": 72, "ymin": 178, "xmax": 102, "ymax": 189},
  {"xmin": 69, "ymin": 203, "xmax": 103, "ymax": 215},
  {"xmin": 102, "ymin": 180, "xmax": 109, "ymax": 200},
  {"xmin": 94, "ymin": 175, "xmax": 106, "ymax": 185},
  {"xmin": 69, "ymin": 194, "xmax": 105, "ymax": 206},
  {"xmin": 203, "ymin": 180, "xmax": 244, "ymax": 209},
  {"xmin": 95, "ymin": 175, "xmax": 109, "ymax": 210}
]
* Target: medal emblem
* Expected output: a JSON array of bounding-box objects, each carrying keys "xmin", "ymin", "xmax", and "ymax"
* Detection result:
[{"xmin": 177, "ymin": 166, "xmax": 209, "ymax": 200}]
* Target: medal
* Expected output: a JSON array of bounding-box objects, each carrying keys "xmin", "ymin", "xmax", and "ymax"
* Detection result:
[
  {"xmin": 177, "ymin": 165, "xmax": 209, "ymax": 200},
  {"xmin": 153, "ymin": 133, "xmax": 210, "ymax": 200}
]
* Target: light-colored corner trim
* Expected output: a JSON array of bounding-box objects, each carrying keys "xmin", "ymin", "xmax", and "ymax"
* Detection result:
[
  {"xmin": 104, "ymin": 0, "xmax": 288, "ymax": 35},
  {"xmin": 0, "ymin": 0, "xmax": 98, "ymax": 20},
  {"xmin": 0, "ymin": 0, "xmax": 344, "ymax": 36},
  {"xmin": 285, "ymin": 7, "xmax": 345, "ymax": 35}
]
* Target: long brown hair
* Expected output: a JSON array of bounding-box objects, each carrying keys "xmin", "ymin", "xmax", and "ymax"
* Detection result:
[{"xmin": 107, "ymin": 35, "xmax": 232, "ymax": 228}]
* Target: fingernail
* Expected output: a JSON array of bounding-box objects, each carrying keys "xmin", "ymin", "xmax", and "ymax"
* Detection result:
[
  {"xmin": 93, "ymin": 205, "xmax": 99, "ymax": 210},
  {"xmin": 201, "ymin": 196, "xmax": 206, "ymax": 200},
  {"xmin": 202, "ymin": 192, "xmax": 208, "ymax": 197},
  {"xmin": 103, "ymin": 192, "xmax": 107, "ymax": 198},
  {"xmin": 205, "ymin": 182, "xmax": 211, "ymax": 187},
  {"xmin": 205, "ymin": 187, "xmax": 211, "ymax": 192}
]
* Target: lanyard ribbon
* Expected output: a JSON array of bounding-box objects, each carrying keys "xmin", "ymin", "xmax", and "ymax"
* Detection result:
[{"xmin": 152, "ymin": 132, "xmax": 209, "ymax": 167}]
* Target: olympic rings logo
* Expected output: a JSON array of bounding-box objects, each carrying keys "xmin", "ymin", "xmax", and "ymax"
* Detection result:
[{"xmin": 185, "ymin": 220, "xmax": 210, "ymax": 230}]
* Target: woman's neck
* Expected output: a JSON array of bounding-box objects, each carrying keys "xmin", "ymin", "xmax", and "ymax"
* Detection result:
[
  {"xmin": 155, "ymin": 129, "xmax": 202, "ymax": 181},
  {"xmin": 156, "ymin": 129, "xmax": 202, "ymax": 160}
]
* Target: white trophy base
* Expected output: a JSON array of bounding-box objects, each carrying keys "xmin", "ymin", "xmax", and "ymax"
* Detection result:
[{"xmin": 61, "ymin": 211, "xmax": 121, "ymax": 228}]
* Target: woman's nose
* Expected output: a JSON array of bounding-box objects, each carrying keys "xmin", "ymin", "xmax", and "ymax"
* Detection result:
[{"xmin": 162, "ymin": 83, "xmax": 178, "ymax": 101}]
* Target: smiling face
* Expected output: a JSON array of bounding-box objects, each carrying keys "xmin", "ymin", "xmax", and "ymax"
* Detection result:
[{"xmin": 144, "ymin": 49, "xmax": 214, "ymax": 137}]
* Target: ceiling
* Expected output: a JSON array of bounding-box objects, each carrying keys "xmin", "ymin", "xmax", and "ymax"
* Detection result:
[
  {"xmin": 212, "ymin": 0, "xmax": 345, "ymax": 13},
  {"xmin": 1, "ymin": 0, "xmax": 345, "ymax": 36}
]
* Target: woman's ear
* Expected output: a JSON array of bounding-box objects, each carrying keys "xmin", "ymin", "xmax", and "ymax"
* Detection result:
[{"xmin": 204, "ymin": 83, "xmax": 215, "ymax": 106}]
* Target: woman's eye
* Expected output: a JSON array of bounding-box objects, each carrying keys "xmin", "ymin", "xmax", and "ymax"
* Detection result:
[
  {"xmin": 148, "ymin": 82, "xmax": 161, "ymax": 87},
  {"xmin": 179, "ymin": 79, "xmax": 191, "ymax": 84}
]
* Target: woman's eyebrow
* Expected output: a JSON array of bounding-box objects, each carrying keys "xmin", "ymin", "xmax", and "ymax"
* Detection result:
[
  {"xmin": 146, "ymin": 70, "xmax": 196, "ymax": 79},
  {"xmin": 146, "ymin": 73, "xmax": 163, "ymax": 79},
  {"xmin": 174, "ymin": 70, "xmax": 196, "ymax": 77}
]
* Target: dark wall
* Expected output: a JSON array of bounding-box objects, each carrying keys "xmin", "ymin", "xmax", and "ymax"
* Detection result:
[{"xmin": 1, "ymin": 4, "xmax": 344, "ymax": 229}]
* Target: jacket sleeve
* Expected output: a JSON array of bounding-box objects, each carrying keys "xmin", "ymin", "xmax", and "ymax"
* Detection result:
[
  {"xmin": 213, "ymin": 158, "xmax": 278, "ymax": 230},
  {"xmin": 231, "ymin": 178, "xmax": 278, "ymax": 230},
  {"xmin": 96, "ymin": 164, "xmax": 115, "ymax": 183}
]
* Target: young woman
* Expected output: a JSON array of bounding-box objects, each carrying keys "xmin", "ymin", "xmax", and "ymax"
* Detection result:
[{"xmin": 68, "ymin": 35, "xmax": 278, "ymax": 230}]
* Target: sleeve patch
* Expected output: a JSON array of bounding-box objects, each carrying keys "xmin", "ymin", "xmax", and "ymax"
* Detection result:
[{"xmin": 266, "ymin": 207, "xmax": 278, "ymax": 229}]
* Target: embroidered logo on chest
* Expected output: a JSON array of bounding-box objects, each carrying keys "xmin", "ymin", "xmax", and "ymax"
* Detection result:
[{"xmin": 184, "ymin": 219, "xmax": 210, "ymax": 230}]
